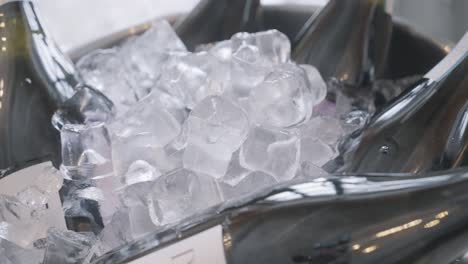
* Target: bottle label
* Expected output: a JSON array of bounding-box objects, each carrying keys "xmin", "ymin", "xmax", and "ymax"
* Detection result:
[
  {"xmin": 0, "ymin": 162, "xmax": 67, "ymax": 230},
  {"xmin": 127, "ymin": 225, "xmax": 227, "ymax": 264}
]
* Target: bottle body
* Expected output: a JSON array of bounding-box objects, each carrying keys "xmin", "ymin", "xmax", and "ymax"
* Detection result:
[
  {"xmin": 0, "ymin": 1, "xmax": 78, "ymax": 175},
  {"xmin": 348, "ymin": 33, "xmax": 468, "ymax": 173},
  {"xmin": 292, "ymin": 0, "xmax": 393, "ymax": 86},
  {"xmin": 174, "ymin": 0, "xmax": 261, "ymax": 51}
]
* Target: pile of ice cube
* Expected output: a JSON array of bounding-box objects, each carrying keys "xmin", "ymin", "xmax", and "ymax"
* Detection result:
[{"xmin": 0, "ymin": 21, "xmax": 368, "ymax": 263}]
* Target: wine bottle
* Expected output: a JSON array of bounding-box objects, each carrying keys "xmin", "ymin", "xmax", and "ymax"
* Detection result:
[
  {"xmin": 348, "ymin": 32, "xmax": 468, "ymax": 174},
  {"xmin": 0, "ymin": 0, "xmax": 113, "ymax": 177},
  {"xmin": 94, "ymin": 170, "xmax": 468, "ymax": 264},
  {"xmin": 174, "ymin": 0, "xmax": 261, "ymax": 51},
  {"xmin": 292, "ymin": 0, "xmax": 393, "ymax": 86}
]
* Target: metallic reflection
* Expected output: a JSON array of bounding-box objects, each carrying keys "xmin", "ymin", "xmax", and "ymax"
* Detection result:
[
  {"xmin": 424, "ymin": 220, "xmax": 440, "ymax": 229},
  {"xmin": 375, "ymin": 219, "xmax": 422, "ymax": 238},
  {"xmin": 362, "ymin": 245, "xmax": 378, "ymax": 254}
]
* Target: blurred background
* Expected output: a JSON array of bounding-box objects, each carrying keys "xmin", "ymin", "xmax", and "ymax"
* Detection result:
[{"xmin": 35, "ymin": 0, "xmax": 468, "ymax": 54}]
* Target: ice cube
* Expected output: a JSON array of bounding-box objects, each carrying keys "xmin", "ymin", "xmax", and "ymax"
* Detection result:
[
  {"xmin": 120, "ymin": 20, "xmax": 187, "ymax": 98},
  {"xmin": 0, "ymin": 239, "xmax": 45, "ymax": 264},
  {"xmin": 124, "ymin": 160, "xmax": 161, "ymax": 186},
  {"xmin": 158, "ymin": 52, "xmax": 229, "ymax": 109},
  {"xmin": 218, "ymin": 171, "xmax": 277, "ymax": 201},
  {"xmin": 77, "ymin": 49, "xmax": 137, "ymax": 114},
  {"xmin": 147, "ymin": 169, "xmax": 222, "ymax": 226},
  {"xmin": 341, "ymin": 110, "xmax": 370, "ymax": 133},
  {"xmin": 249, "ymin": 63, "xmax": 314, "ymax": 128},
  {"xmin": 98, "ymin": 210, "xmax": 132, "ymax": 252},
  {"xmin": 300, "ymin": 116, "xmax": 344, "ymax": 148},
  {"xmin": 300, "ymin": 64, "xmax": 327, "ymax": 105},
  {"xmin": 60, "ymin": 123, "xmax": 112, "ymax": 180},
  {"xmin": 109, "ymin": 92, "xmax": 184, "ymax": 179},
  {"xmin": 240, "ymin": 126, "xmax": 300, "ymax": 181},
  {"xmin": 0, "ymin": 194, "xmax": 48, "ymax": 248},
  {"xmin": 16, "ymin": 187, "xmax": 48, "ymax": 212},
  {"xmin": 221, "ymin": 150, "xmax": 251, "ymax": 187},
  {"xmin": 52, "ymin": 86, "xmax": 115, "ymax": 128},
  {"xmin": 230, "ymin": 30, "xmax": 291, "ymax": 98},
  {"xmin": 127, "ymin": 205, "xmax": 157, "ymax": 239},
  {"xmin": 183, "ymin": 96, "xmax": 249, "ymax": 178},
  {"xmin": 34, "ymin": 166, "xmax": 63, "ymax": 195},
  {"xmin": 299, "ymin": 162, "xmax": 329, "ymax": 179},
  {"xmin": 300, "ymin": 138, "xmax": 337, "ymax": 167},
  {"xmin": 232, "ymin": 30, "xmax": 290, "ymax": 65},
  {"xmin": 43, "ymin": 228, "xmax": 96, "ymax": 264}
]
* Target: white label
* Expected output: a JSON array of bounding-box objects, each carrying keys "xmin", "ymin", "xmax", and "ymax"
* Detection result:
[
  {"xmin": 0, "ymin": 162, "xmax": 66, "ymax": 231},
  {"xmin": 128, "ymin": 225, "xmax": 227, "ymax": 264}
]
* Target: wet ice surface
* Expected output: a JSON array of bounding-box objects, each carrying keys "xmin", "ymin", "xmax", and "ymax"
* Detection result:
[{"xmin": 1, "ymin": 21, "xmax": 388, "ymax": 262}]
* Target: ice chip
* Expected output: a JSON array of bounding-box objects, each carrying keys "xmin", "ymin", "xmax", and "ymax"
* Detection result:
[
  {"xmin": 0, "ymin": 239, "xmax": 45, "ymax": 264},
  {"xmin": 124, "ymin": 160, "xmax": 161, "ymax": 186},
  {"xmin": 240, "ymin": 126, "xmax": 300, "ymax": 181},
  {"xmin": 43, "ymin": 228, "xmax": 96, "ymax": 264},
  {"xmin": 221, "ymin": 150, "xmax": 251, "ymax": 187},
  {"xmin": 219, "ymin": 171, "xmax": 277, "ymax": 201},
  {"xmin": 98, "ymin": 210, "xmax": 132, "ymax": 252},
  {"xmin": 249, "ymin": 63, "xmax": 313, "ymax": 128},
  {"xmin": 158, "ymin": 52, "xmax": 229, "ymax": 109},
  {"xmin": 232, "ymin": 30, "xmax": 290, "ymax": 65},
  {"xmin": 300, "ymin": 116, "xmax": 344, "ymax": 148},
  {"xmin": 34, "ymin": 166, "xmax": 63, "ymax": 195},
  {"xmin": 60, "ymin": 123, "xmax": 113, "ymax": 180},
  {"xmin": 300, "ymin": 64, "xmax": 327, "ymax": 104},
  {"xmin": 147, "ymin": 169, "xmax": 222, "ymax": 226},
  {"xmin": 183, "ymin": 96, "xmax": 249, "ymax": 178},
  {"xmin": 120, "ymin": 20, "xmax": 187, "ymax": 98},
  {"xmin": 109, "ymin": 92, "xmax": 184, "ymax": 179},
  {"xmin": 17, "ymin": 187, "xmax": 48, "ymax": 211},
  {"xmin": 77, "ymin": 49, "xmax": 137, "ymax": 113},
  {"xmin": 300, "ymin": 138, "xmax": 337, "ymax": 167}
]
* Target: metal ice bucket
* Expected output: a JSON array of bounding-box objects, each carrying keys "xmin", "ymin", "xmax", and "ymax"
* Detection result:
[{"xmin": 65, "ymin": 3, "xmax": 456, "ymax": 264}]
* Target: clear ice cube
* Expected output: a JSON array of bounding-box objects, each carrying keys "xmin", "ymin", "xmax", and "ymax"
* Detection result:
[
  {"xmin": 218, "ymin": 171, "xmax": 277, "ymax": 201},
  {"xmin": 230, "ymin": 30, "xmax": 291, "ymax": 98},
  {"xmin": 124, "ymin": 160, "xmax": 161, "ymax": 186},
  {"xmin": 300, "ymin": 138, "xmax": 337, "ymax": 167},
  {"xmin": 109, "ymin": 92, "xmax": 184, "ymax": 179},
  {"xmin": 158, "ymin": 51, "xmax": 229, "ymax": 109},
  {"xmin": 300, "ymin": 116, "xmax": 344, "ymax": 148},
  {"xmin": 147, "ymin": 169, "xmax": 222, "ymax": 226},
  {"xmin": 300, "ymin": 64, "xmax": 327, "ymax": 105},
  {"xmin": 60, "ymin": 123, "xmax": 113, "ymax": 180},
  {"xmin": 43, "ymin": 228, "xmax": 96, "ymax": 264},
  {"xmin": 0, "ymin": 195, "xmax": 47, "ymax": 248},
  {"xmin": 77, "ymin": 49, "xmax": 137, "ymax": 114},
  {"xmin": 120, "ymin": 20, "xmax": 187, "ymax": 98},
  {"xmin": 0, "ymin": 239, "xmax": 45, "ymax": 264},
  {"xmin": 183, "ymin": 96, "xmax": 249, "ymax": 178},
  {"xmin": 240, "ymin": 126, "xmax": 300, "ymax": 181},
  {"xmin": 249, "ymin": 63, "xmax": 313, "ymax": 128}
]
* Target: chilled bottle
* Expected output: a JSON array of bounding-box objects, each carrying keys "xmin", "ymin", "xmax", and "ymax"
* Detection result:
[
  {"xmin": 348, "ymin": 32, "xmax": 468, "ymax": 174},
  {"xmin": 0, "ymin": 0, "xmax": 113, "ymax": 177},
  {"xmin": 174, "ymin": 0, "xmax": 261, "ymax": 51},
  {"xmin": 292, "ymin": 0, "xmax": 393, "ymax": 86},
  {"xmin": 94, "ymin": 169, "xmax": 468, "ymax": 264}
]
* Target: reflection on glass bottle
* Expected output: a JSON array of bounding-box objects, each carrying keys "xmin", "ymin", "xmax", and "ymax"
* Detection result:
[
  {"xmin": 0, "ymin": 1, "xmax": 113, "ymax": 176},
  {"xmin": 292, "ymin": 0, "xmax": 393, "ymax": 86},
  {"xmin": 348, "ymin": 32, "xmax": 468, "ymax": 174},
  {"xmin": 174, "ymin": 0, "xmax": 261, "ymax": 50}
]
